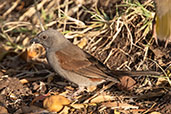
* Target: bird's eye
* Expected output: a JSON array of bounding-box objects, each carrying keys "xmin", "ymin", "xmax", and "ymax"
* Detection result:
[{"xmin": 42, "ymin": 35, "xmax": 47, "ymax": 40}]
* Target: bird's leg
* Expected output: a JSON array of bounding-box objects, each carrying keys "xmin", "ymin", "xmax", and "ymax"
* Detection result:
[
  {"xmin": 153, "ymin": 23, "xmax": 159, "ymax": 45},
  {"xmin": 72, "ymin": 86, "xmax": 86, "ymax": 97},
  {"xmin": 164, "ymin": 37, "xmax": 170, "ymax": 48}
]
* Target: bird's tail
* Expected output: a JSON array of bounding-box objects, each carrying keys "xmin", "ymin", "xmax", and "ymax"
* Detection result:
[{"xmin": 111, "ymin": 70, "xmax": 161, "ymax": 76}]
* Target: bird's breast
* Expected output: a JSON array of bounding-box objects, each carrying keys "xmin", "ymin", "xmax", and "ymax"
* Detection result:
[{"xmin": 47, "ymin": 52, "xmax": 69, "ymax": 78}]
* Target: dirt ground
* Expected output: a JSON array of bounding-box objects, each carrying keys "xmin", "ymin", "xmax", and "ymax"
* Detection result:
[{"xmin": 0, "ymin": 0, "xmax": 171, "ymax": 113}]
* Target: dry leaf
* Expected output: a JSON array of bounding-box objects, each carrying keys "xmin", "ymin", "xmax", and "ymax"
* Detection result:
[
  {"xmin": 21, "ymin": 49, "xmax": 38, "ymax": 62},
  {"xmin": 59, "ymin": 106, "xmax": 70, "ymax": 114},
  {"xmin": 156, "ymin": 77, "xmax": 168, "ymax": 86},
  {"xmin": 22, "ymin": 37, "xmax": 30, "ymax": 46},
  {"xmin": 90, "ymin": 94, "xmax": 115, "ymax": 103},
  {"xmin": 31, "ymin": 94, "xmax": 49, "ymax": 105},
  {"xmin": 0, "ymin": 106, "xmax": 8, "ymax": 114},
  {"xmin": 43, "ymin": 95, "xmax": 70, "ymax": 112},
  {"xmin": 20, "ymin": 79, "xmax": 29, "ymax": 84},
  {"xmin": 77, "ymin": 38, "xmax": 87, "ymax": 49},
  {"xmin": 87, "ymin": 85, "xmax": 97, "ymax": 92},
  {"xmin": 152, "ymin": 48, "xmax": 164, "ymax": 59},
  {"xmin": 27, "ymin": 49, "xmax": 37, "ymax": 58},
  {"xmin": 70, "ymin": 104, "xmax": 85, "ymax": 109},
  {"xmin": 114, "ymin": 109, "xmax": 120, "ymax": 114},
  {"xmin": 71, "ymin": 103, "xmax": 96, "ymax": 109},
  {"xmin": 118, "ymin": 76, "xmax": 136, "ymax": 91}
]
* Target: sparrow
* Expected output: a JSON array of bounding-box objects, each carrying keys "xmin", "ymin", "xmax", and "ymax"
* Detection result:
[
  {"xmin": 154, "ymin": 0, "xmax": 171, "ymax": 47},
  {"xmin": 31, "ymin": 28, "xmax": 161, "ymax": 91}
]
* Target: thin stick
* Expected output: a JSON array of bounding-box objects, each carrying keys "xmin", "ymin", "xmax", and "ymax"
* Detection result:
[{"xmin": 34, "ymin": 0, "xmax": 45, "ymax": 31}]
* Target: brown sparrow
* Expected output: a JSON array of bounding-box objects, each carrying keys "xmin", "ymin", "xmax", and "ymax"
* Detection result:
[{"xmin": 31, "ymin": 28, "xmax": 161, "ymax": 91}]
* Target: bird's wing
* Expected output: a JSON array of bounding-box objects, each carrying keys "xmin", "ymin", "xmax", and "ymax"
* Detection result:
[{"xmin": 55, "ymin": 44, "xmax": 119, "ymax": 82}]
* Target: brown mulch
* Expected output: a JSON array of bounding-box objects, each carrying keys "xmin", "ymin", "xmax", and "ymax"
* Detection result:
[{"xmin": 0, "ymin": 0, "xmax": 170, "ymax": 113}]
